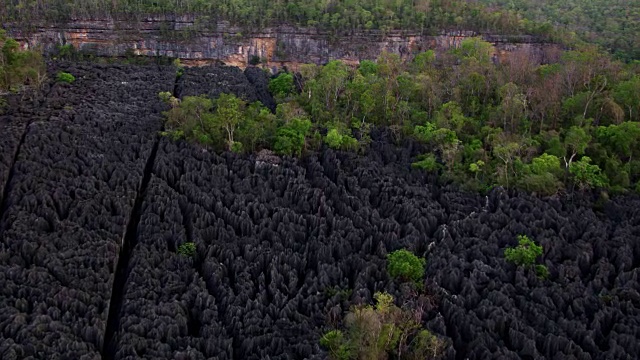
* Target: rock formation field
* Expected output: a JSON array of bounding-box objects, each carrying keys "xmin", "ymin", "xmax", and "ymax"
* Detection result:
[{"xmin": 0, "ymin": 62, "xmax": 638, "ymax": 360}]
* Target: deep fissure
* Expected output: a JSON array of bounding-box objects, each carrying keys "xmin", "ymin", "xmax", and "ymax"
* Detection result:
[
  {"xmin": 101, "ymin": 68, "xmax": 180, "ymax": 359},
  {"xmin": 0, "ymin": 122, "xmax": 31, "ymax": 235},
  {"xmin": 101, "ymin": 135, "xmax": 160, "ymax": 359}
]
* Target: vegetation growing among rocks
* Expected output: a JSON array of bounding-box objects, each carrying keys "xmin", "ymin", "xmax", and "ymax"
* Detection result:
[{"xmin": 0, "ymin": 1, "xmax": 639, "ymax": 359}]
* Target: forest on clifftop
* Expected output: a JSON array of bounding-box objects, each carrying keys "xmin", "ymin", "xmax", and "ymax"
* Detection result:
[{"xmin": 2, "ymin": 0, "xmax": 639, "ymax": 60}]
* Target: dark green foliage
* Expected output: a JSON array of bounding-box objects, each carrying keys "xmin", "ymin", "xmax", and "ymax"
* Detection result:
[
  {"xmin": 504, "ymin": 235, "xmax": 543, "ymax": 268},
  {"xmin": 320, "ymin": 330, "xmax": 354, "ymax": 360},
  {"xmin": 56, "ymin": 72, "xmax": 75, "ymax": 84},
  {"xmin": 0, "ymin": 0, "xmax": 545, "ymax": 43},
  {"xmin": 56, "ymin": 44, "xmax": 77, "ymax": 60},
  {"xmin": 177, "ymin": 242, "xmax": 196, "ymax": 257},
  {"xmin": 535, "ymin": 264, "xmax": 550, "ymax": 279},
  {"xmin": 387, "ymin": 249, "xmax": 426, "ymax": 283},
  {"xmin": 269, "ymin": 72, "xmax": 294, "ymax": 100},
  {"xmin": 274, "ymin": 118, "xmax": 312, "ymax": 156},
  {"xmin": 248, "ymin": 55, "xmax": 261, "ymax": 66}
]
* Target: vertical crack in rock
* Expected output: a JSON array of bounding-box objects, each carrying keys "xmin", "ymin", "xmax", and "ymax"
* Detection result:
[
  {"xmin": 102, "ymin": 67, "xmax": 182, "ymax": 359},
  {"xmin": 0, "ymin": 121, "xmax": 31, "ymax": 227},
  {"xmin": 102, "ymin": 135, "xmax": 160, "ymax": 360}
]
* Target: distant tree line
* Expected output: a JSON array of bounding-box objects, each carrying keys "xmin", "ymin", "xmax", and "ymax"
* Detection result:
[
  {"xmin": 163, "ymin": 38, "xmax": 640, "ymax": 195},
  {"xmin": 478, "ymin": 0, "xmax": 640, "ymax": 61},
  {"xmin": 0, "ymin": 0, "xmax": 557, "ymax": 39}
]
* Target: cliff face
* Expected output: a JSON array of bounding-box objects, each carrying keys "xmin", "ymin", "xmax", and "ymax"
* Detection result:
[{"xmin": 10, "ymin": 16, "xmax": 559, "ymax": 70}]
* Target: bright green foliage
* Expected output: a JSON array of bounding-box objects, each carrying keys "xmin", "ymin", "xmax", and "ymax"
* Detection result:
[
  {"xmin": 269, "ymin": 72, "xmax": 294, "ymax": 100},
  {"xmin": 569, "ymin": 156, "xmax": 609, "ymax": 190},
  {"xmin": 469, "ymin": 160, "xmax": 485, "ymax": 177},
  {"xmin": 530, "ymin": 153, "xmax": 561, "ymax": 175},
  {"xmin": 320, "ymin": 292, "xmax": 444, "ymax": 360},
  {"xmin": 177, "ymin": 242, "xmax": 196, "ymax": 257},
  {"xmin": 56, "ymin": 72, "xmax": 75, "ymax": 83},
  {"xmin": 504, "ymin": 235, "xmax": 543, "ymax": 268},
  {"xmin": 597, "ymin": 122, "xmax": 640, "ymax": 159},
  {"xmin": 387, "ymin": 249, "xmax": 426, "ymax": 283},
  {"xmin": 274, "ymin": 118, "xmax": 312, "ymax": 156},
  {"xmin": 325, "ymin": 128, "xmax": 344, "ymax": 149},
  {"xmin": 325, "ymin": 127, "xmax": 359, "ymax": 151},
  {"xmin": 412, "ymin": 154, "xmax": 440, "ymax": 172}
]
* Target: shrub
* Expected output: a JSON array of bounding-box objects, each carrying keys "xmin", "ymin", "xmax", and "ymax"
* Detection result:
[
  {"xmin": 56, "ymin": 72, "xmax": 75, "ymax": 84},
  {"xmin": 504, "ymin": 235, "xmax": 542, "ymax": 268},
  {"xmin": 56, "ymin": 44, "xmax": 76, "ymax": 59},
  {"xmin": 177, "ymin": 242, "xmax": 196, "ymax": 257},
  {"xmin": 535, "ymin": 264, "xmax": 549, "ymax": 279},
  {"xmin": 412, "ymin": 154, "xmax": 440, "ymax": 171},
  {"xmin": 249, "ymin": 55, "xmax": 261, "ymax": 65},
  {"xmin": 387, "ymin": 249, "xmax": 426, "ymax": 283}
]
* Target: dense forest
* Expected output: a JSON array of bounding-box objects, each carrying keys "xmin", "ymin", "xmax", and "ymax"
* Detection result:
[
  {"xmin": 160, "ymin": 38, "xmax": 640, "ymax": 196},
  {"xmin": 3, "ymin": 0, "xmax": 640, "ymax": 60},
  {"xmin": 479, "ymin": 0, "xmax": 640, "ymax": 61},
  {"xmin": 0, "ymin": 0, "xmax": 556, "ymax": 39}
]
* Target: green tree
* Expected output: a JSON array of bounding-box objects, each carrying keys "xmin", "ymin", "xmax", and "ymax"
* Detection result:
[
  {"xmin": 214, "ymin": 93, "xmax": 246, "ymax": 150},
  {"xmin": 320, "ymin": 292, "xmax": 444, "ymax": 360},
  {"xmin": 387, "ymin": 249, "xmax": 426, "ymax": 283},
  {"xmin": 504, "ymin": 235, "xmax": 543, "ymax": 268},
  {"xmin": 163, "ymin": 95, "xmax": 217, "ymax": 146},
  {"xmin": 520, "ymin": 153, "xmax": 563, "ymax": 195},
  {"xmin": 237, "ymin": 101, "xmax": 277, "ymax": 152},
  {"xmin": 569, "ymin": 156, "xmax": 609, "ymax": 190},
  {"xmin": 269, "ymin": 72, "xmax": 294, "ymax": 100},
  {"xmin": 562, "ymin": 126, "xmax": 591, "ymax": 175},
  {"xmin": 613, "ymin": 76, "xmax": 640, "ymax": 121},
  {"xmin": 492, "ymin": 140, "xmax": 521, "ymax": 188},
  {"xmin": 274, "ymin": 118, "xmax": 312, "ymax": 156}
]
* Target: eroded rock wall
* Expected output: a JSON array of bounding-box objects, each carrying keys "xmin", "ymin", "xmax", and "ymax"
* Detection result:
[{"xmin": 8, "ymin": 17, "xmax": 559, "ymax": 69}]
